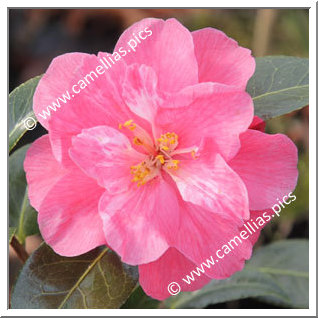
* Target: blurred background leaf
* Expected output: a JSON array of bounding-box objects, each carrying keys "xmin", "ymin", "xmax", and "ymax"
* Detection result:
[
  {"xmin": 9, "ymin": 75, "xmax": 41, "ymax": 152},
  {"xmin": 9, "ymin": 144, "xmax": 39, "ymax": 244},
  {"xmin": 247, "ymin": 56, "xmax": 308, "ymax": 120},
  {"xmin": 164, "ymin": 240, "xmax": 308, "ymax": 309},
  {"xmin": 121, "ymin": 286, "xmax": 160, "ymax": 309},
  {"xmin": 11, "ymin": 243, "xmax": 139, "ymax": 309}
]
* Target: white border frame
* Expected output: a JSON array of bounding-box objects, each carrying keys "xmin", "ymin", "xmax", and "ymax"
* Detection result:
[{"xmin": 3, "ymin": 1, "xmax": 316, "ymax": 316}]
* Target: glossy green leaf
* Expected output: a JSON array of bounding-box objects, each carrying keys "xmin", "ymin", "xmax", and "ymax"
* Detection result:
[
  {"xmin": 247, "ymin": 56, "xmax": 309, "ymax": 119},
  {"xmin": 121, "ymin": 285, "xmax": 160, "ymax": 309},
  {"xmin": 9, "ymin": 75, "xmax": 42, "ymax": 152},
  {"xmin": 11, "ymin": 243, "xmax": 138, "ymax": 309},
  {"xmin": 165, "ymin": 239, "xmax": 308, "ymax": 309},
  {"xmin": 9, "ymin": 227, "xmax": 16, "ymax": 244},
  {"xmin": 9, "ymin": 145, "xmax": 39, "ymax": 243},
  {"xmin": 248, "ymin": 239, "xmax": 309, "ymax": 308}
]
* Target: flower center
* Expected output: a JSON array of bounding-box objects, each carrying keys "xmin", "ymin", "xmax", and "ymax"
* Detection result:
[
  {"xmin": 119, "ymin": 119, "xmax": 197, "ymax": 186},
  {"xmin": 130, "ymin": 132, "xmax": 180, "ymax": 186}
]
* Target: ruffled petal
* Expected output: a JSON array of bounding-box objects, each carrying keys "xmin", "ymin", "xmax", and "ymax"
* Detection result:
[
  {"xmin": 114, "ymin": 18, "xmax": 198, "ymax": 93},
  {"xmin": 24, "ymin": 135, "xmax": 67, "ymax": 211},
  {"xmin": 167, "ymin": 153, "xmax": 249, "ymax": 221},
  {"xmin": 139, "ymin": 247, "xmax": 211, "ymax": 300},
  {"xmin": 122, "ymin": 64, "xmax": 163, "ymax": 124},
  {"xmin": 155, "ymin": 83, "xmax": 254, "ymax": 160},
  {"xmin": 174, "ymin": 201, "xmax": 253, "ymax": 280},
  {"xmin": 38, "ymin": 170, "xmax": 106, "ymax": 256},
  {"xmin": 192, "ymin": 27, "xmax": 255, "ymax": 89},
  {"xmin": 35, "ymin": 52, "xmax": 133, "ymax": 167},
  {"xmin": 99, "ymin": 175, "xmax": 180, "ymax": 265},
  {"xmin": 229, "ymin": 129, "xmax": 298, "ymax": 210},
  {"xmin": 69, "ymin": 125, "xmax": 145, "ymax": 194},
  {"xmin": 33, "ymin": 52, "xmax": 93, "ymax": 130}
]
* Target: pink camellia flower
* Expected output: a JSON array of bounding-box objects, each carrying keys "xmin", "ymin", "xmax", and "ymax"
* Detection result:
[{"xmin": 24, "ymin": 18, "xmax": 298, "ymax": 300}]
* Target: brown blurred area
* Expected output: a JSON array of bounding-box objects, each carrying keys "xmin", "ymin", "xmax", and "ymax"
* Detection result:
[
  {"xmin": 9, "ymin": 9, "xmax": 309, "ymax": 90},
  {"xmin": 9, "ymin": 9, "xmax": 309, "ymax": 308}
]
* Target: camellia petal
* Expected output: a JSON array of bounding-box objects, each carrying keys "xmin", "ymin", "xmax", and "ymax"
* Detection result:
[
  {"xmin": 122, "ymin": 64, "xmax": 163, "ymax": 124},
  {"xmin": 174, "ymin": 200, "xmax": 253, "ymax": 280},
  {"xmin": 249, "ymin": 115, "xmax": 266, "ymax": 132},
  {"xmin": 192, "ymin": 27, "xmax": 255, "ymax": 89},
  {"xmin": 36, "ymin": 52, "xmax": 131, "ymax": 166},
  {"xmin": 69, "ymin": 125, "xmax": 145, "ymax": 194},
  {"xmin": 139, "ymin": 247, "xmax": 211, "ymax": 300},
  {"xmin": 241, "ymin": 210, "xmax": 271, "ymax": 246},
  {"xmin": 24, "ymin": 135, "xmax": 67, "ymax": 211},
  {"xmin": 155, "ymin": 86, "xmax": 254, "ymax": 160},
  {"xmin": 167, "ymin": 153, "xmax": 250, "ymax": 222},
  {"xmin": 38, "ymin": 170, "xmax": 106, "ymax": 256},
  {"xmin": 114, "ymin": 18, "xmax": 198, "ymax": 93},
  {"xmin": 33, "ymin": 52, "xmax": 91, "ymax": 130},
  {"xmin": 229, "ymin": 129, "xmax": 298, "ymax": 210},
  {"xmin": 99, "ymin": 175, "xmax": 180, "ymax": 265}
]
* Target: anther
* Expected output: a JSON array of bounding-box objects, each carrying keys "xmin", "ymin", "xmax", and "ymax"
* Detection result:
[
  {"xmin": 156, "ymin": 155, "xmax": 165, "ymax": 164},
  {"xmin": 133, "ymin": 137, "xmax": 143, "ymax": 145}
]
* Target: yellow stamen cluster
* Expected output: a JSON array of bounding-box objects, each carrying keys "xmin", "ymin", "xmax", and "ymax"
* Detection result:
[
  {"xmin": 130, "ymin": 162, "xmax": 151, "ymax": 186},
  {"xmin": 125, "ymin": 128, "xmax": 184, "ymax": 186},
  {"xmin": 157, "ymin": 132, "xmax": 178, "ymax": 152},
  {"xmin": 155, "ymin": 154, "xmax": 165, "ymax": 164},
  {"xmin": 166, "ymin": 159, "xmax": 180, "ymax": 170},
  {"xmin": 119, "ymin": 119, "xmax": 136, "ymax": 131}
]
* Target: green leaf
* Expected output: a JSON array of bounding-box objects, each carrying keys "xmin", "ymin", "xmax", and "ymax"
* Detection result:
[
  {"xmin": 9, "ymin": 75, "xmax": 42, "ymax": 152},
  {"xmin": 247, "ymin": 239, "xmax": 309, "ymax": 308},
  {"xmin": 9, "ymin": 144, "xmax": 39, "ymax": 243},
  {"xmin": 165, "ymin": 239, "xmax": 308, "ymax": 309},
  {"xmin": 11, "ymin": 243, "xmax": 138, "ymax": 309},
  {"xmin": 247, "ymin": 56, "xmax": 309, "ymax": 119},
  {"xmin": 9, "ymin": 227, "xmax": 16, "ymax": 244},
  {"xmin": 121, "ymin": 285, "xmax": 160, "ymax": 309}
]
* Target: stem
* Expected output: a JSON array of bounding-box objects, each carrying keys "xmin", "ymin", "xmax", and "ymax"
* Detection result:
[
  {"xmin": 252, "ymin": 9, "xmax": 277, "ymax": 57},
  {"xmin": 10, "ymin": 236, "xmax": 29, "ymax": 264}
]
